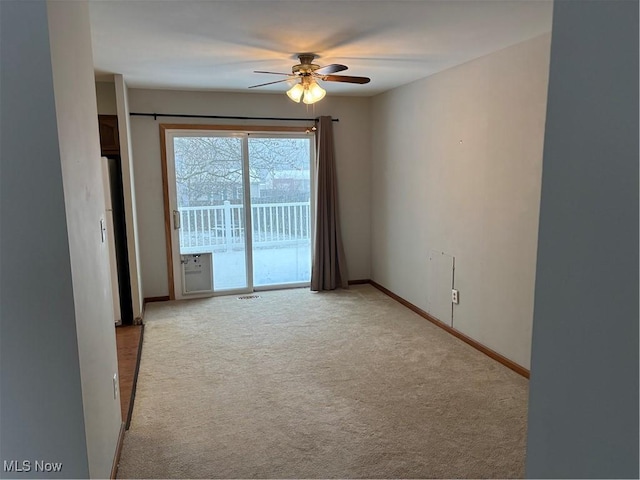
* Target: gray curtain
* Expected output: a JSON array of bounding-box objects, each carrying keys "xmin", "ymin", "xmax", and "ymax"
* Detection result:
[{"xmin": 310, "ymin": 116, "xmax": 349, "ymax": 291}]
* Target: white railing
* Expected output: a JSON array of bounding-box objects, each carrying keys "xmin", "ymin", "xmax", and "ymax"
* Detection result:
[{"xmin": 179, "ymin": 200, "xmax": 311, "ymax": 252}]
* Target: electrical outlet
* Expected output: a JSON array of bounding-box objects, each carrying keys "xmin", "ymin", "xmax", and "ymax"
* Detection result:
[
  {"xmin": 113, "ymin": 373, "xmax": 118, "ymax": 400},
  {"xmin": 452, "ymin": 289, "xmax": 459, "ymax": 304}
]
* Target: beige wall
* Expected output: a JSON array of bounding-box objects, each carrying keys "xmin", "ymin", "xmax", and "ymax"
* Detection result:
[
  {"xmin": 371, "ymin": 34, "xmax": 551, "ymax": 369},
  {"xmin": 47, "ymin": 0, "xmax": 122, "ymax": 477},
  {"xmin": 115, "ymin": 75, "xmax": 144, "ymax": 319},
  {"xmin": 96, "ymin": 80, "xmax": 117, "ymax": 115},
  {"xmin": 127, "ymin": 89, "xmax": 371, "ymax": 298}
]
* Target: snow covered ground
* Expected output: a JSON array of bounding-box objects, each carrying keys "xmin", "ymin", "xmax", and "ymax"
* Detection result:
[{"xmin": 181, "ymin": 243, "xmax": 311, "ymax": 291}]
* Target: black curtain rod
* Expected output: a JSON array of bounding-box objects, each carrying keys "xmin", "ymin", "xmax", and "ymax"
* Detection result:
[{"xmin": 129, "ymin": 112, "xmax": 339, "ymax": 122}]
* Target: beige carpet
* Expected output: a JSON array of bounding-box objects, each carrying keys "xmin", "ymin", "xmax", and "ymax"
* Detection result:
[{"xmin": 117, "ymin": 285, "xmax": 528, "ymax": 479}]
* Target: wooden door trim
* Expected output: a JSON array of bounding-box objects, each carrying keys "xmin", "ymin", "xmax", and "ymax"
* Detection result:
[{"xmin": 159, "ymin": 125, "xmax": 175, "ymax": 300}]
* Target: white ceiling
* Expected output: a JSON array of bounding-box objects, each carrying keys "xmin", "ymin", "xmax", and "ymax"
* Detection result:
[{"xmin": 89, "ymin": 0, "xmax": 553, "ymax": 96}]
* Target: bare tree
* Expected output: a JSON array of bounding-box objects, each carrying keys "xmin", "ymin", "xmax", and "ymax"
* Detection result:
[
  {"xmin": 175, "ymin": 137, "xmax": 242, "ymax": 205},
  {"xmin": 174, "ymin": 136, "xmax": 310, "ymax": 205}
]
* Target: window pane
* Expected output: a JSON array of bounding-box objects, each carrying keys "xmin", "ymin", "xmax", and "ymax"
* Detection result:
[{"xmin": 248, "ymin": 137, "xmax": 312, "ymax": 286}]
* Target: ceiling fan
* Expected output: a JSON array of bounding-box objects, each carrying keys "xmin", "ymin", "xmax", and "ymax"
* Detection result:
[{"xmin": 248, "ymin": 53, "xmax": 371, "ymax": 104}]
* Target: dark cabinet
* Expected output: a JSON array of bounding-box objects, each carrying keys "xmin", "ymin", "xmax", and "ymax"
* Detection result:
[{"xmin": 98, "ymin": 115, "xmax": 120, "ymax": 156}]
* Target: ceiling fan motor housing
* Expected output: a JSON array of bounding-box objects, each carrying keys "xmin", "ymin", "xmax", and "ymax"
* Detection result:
[{"xmin": 292, "ymin": 54, "xmax": 320, "ymax": 75}]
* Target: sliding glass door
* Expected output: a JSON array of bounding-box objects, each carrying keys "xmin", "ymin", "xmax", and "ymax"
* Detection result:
[
  {"xmin": 172, "ymin": 134, "xmax": 249, "ymax": 292},
  {"xmin": 165, "ymin": 128, "xmax": 313, "ymax": 298},
  {"xmin": 248, "ymin": 136, "xmax": 312, "ymax": 288}
]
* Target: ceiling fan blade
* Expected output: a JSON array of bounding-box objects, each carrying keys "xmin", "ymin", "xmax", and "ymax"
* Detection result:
[
  {"xmin": 253, "ymin": 71, "xmax": 293, "ymax": 76},
  {"xmin": 248, "ymin": 78, "xmax": 291, "ymax": 89},
  {"xmin": 319, "ymin": 74, "xmax": 371, "ymax": 84},
  {"xmin": 315, "ymin": 64, "xmax": 348, "ymax": 74}
]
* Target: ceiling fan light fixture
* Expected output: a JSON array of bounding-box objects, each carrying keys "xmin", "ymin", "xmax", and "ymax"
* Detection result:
[
  {"xmin": 286, "ymin": 83, "xmax": 305, "ymax": 103},
  {"xmin": 302, "ymin": 81, "xmax": 326, "ymax": 105},
  {"xmin": 251, "ymin": 54, "xmax": 370, "ymax": 104}
]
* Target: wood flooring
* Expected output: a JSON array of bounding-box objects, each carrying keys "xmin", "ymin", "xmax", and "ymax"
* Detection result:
[{"xmin": 115, "ymin": 324, "xmax": 143, "ymax": 428}]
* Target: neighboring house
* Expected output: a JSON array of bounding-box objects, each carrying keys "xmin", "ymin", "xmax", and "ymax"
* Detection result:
[
  {"xmin": 269, "ymin": 169, "xmax": 311, "ymax": 194},
  {"xmin": 0, "ymin": 1, "xmax": 637, "ymax": 479}
]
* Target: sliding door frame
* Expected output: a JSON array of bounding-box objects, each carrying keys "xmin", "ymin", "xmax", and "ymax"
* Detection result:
[{"xmin": 160, "ymin": 123, "xmax": 314, "ymax": 300}]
